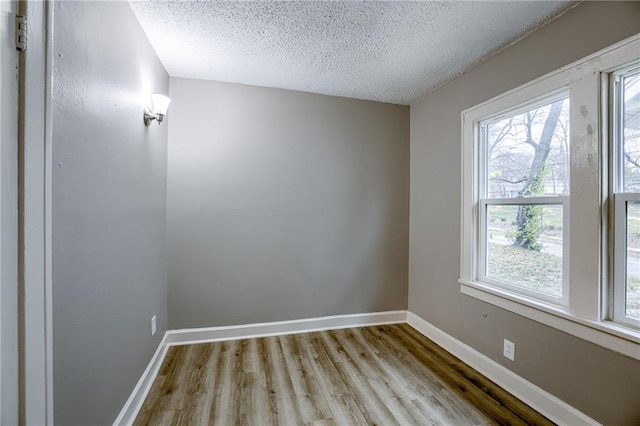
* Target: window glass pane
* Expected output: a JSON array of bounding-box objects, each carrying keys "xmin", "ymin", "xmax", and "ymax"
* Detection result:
[
  {"xmin": 623, "ymin": 71, "xmax": 640, "ymax": 192},
  {"xmin": 626, "ymin": 202, "xmax": 640, "ymax": 320},
  {"xmin": 486, "ymin": 98, "xmax": 569, "ymax": 199},
  {"xmin": 486, "ymin": 204, "xmax": 563, "ymax": 297}
]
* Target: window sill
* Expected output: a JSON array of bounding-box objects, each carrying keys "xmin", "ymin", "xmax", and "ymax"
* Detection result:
[{"xmin": 459, "ymin": 279, "xmax": 640, "ymax": 360}]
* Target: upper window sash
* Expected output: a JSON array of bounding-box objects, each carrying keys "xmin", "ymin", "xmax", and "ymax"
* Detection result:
[
  {"xmin": 479, "ymin": 93, "xmax": 570, "ymax": 200},
  {"xmin": 612, "ymin": 63, "xmax": 640, "ymax": 194}
]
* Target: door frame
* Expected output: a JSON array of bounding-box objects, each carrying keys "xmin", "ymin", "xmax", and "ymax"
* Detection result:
[
  {"xmin": 1, "ymin": 1, "xmax": 19, "ymax": 424},
  {"xmin": 19, "ymin": 0, "xmax": 53, "ymax": 424}
]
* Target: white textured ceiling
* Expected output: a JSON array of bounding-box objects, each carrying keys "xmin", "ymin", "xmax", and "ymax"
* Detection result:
[{"xmin": 129, "ymin": 1, "xmax": 573, "ymax": 105}]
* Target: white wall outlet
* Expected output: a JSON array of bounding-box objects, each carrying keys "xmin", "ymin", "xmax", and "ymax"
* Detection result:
[
  {"xmin": 151, "ymin": 315, "xmax": 157, "ymax": 336},
  {"xmin": 503, "ymin": 339, "xmax": 515, "ymax": 361}
]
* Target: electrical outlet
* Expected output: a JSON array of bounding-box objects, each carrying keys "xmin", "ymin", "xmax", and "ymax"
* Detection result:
[
  {"xmin": 151, "ymin": 315, "xmax": 157, "ymax": 336},
  {"xmin": 503, "ymin": 339, "xmax": 515, "ymax": 361}
]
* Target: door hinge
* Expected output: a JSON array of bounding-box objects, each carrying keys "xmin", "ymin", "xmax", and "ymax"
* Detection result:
[{"xmin": 16, "ymin": 15, "xmax": 26, "ymax": 51}]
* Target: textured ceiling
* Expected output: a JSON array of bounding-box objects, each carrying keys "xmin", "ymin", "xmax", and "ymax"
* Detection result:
[{"xmin": 129, "ymin": 1, "xmax": 573, "ymax": 105}]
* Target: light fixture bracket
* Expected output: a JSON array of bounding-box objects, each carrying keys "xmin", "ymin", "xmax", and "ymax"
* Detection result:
[{"xmin": 144, "ymin": 108, "xmax": 164, "ymax": 126}]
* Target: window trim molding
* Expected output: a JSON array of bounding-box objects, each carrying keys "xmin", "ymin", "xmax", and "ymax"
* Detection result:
[{"xmin": 461, "ymin": 33, "xmax": 640, "ymax": 357}]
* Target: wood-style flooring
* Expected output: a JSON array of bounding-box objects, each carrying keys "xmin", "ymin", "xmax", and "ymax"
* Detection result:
[{"xmin": 134, "ymin": 324, "xmax": 553, "ymax": 426}]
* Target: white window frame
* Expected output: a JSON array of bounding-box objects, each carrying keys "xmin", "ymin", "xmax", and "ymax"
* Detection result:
[
  {"xmin": 461, "ymin": 34, "xmax": 640, "ymax": 360},
  {"xmin": 476, "ymin": 91, "xmax": 571, "ymax": 307},
  {"xmin": 611, "ymin": 63, "xmax": 640, "ymax": 329}
]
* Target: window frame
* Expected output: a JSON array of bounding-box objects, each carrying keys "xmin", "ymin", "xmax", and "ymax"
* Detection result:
[
  {"xmin": 460, "ymin": 34, "xmax": 640, "ymax": 360},
  {"xmin": 476, "ymin": 92, "xmax": 571, "ymax": 306},
  {"xmin": 611, "ymin": 64, "xmax": 640, "ymax": 329}
]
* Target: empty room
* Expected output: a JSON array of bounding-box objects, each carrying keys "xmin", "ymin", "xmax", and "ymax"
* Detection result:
[{"xmin": 2, "ymin": 0, "xmax": 640, "ymax": 425}]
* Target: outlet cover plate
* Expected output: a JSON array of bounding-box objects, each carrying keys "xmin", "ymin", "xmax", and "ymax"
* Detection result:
[{"xmin": 503, "ymin": 339, "xmax": 515, "ymax": 361}]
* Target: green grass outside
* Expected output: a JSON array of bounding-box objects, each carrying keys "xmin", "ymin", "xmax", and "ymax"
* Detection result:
[
  {"xmin": 626, "ymin": 275, "xmax": 640, "ymax": 319},
  {"xmin": 487, "ymin": 243, "xmax": 562, "ymax": 297}
]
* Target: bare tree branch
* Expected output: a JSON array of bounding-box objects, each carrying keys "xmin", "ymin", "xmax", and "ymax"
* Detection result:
[
  {"xmin": 625, "ymin": 152, "xmax": 640, "ymax": 169},
  {"xmin": 489, "ymin": 177, "xmax": 528, "ymax": 184},
  {"xmin": 488, "ymin": 118, "xmax": 514, "ymax": 155}
]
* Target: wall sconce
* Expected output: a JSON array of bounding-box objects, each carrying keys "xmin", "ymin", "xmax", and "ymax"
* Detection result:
[{"xmin": 144, "ymin": 94, "xmax": 171, "ymax": 126}]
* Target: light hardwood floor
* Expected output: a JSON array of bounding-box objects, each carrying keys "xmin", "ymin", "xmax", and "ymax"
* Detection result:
[{"xmin": 134, "ymin": 324, "xmax": 553, "ymax": 425}]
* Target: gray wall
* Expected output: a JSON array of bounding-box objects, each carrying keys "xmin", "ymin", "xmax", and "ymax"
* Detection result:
[
  {"xmin": 167, "ymin": 78, "xmax": 409, "ymax": 329},
  {"xmin": 409, "ymin": 2, "xmax": 640, "ymax": 425},
  {"xmin": 52, "ymin": 2, "xmax": 169, "ymax": 425},
  {"xmin": 0, "ymin": 1, "xmax": 18, "ymax": 424}
]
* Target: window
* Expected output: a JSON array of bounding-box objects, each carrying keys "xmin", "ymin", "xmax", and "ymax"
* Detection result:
[
  {"xmin": 612, "ymin": 65, "xmax": 640, "ymax": 328},
  {"xmin": 461, "ymin": 35, "xmax": 640, "ymax": 358},
  {"xmin": 479, "ymin": 96, "xmax": 569, "ymax": 305}
]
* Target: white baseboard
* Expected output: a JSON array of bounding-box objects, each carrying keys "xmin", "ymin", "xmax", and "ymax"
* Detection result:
[
  {"xmin": 113, "ymin": 333, "xmax": 169, "ymax": 426},
  {"xmin": 113, "ymin": 310, "xmax": 407, "ymax": 425},
  {"xmin": 165, "ymin": 310, "xmax": 408, "ymax": 346},
  {"xmin": 406, "ymin": 312, "xmax": 600, "ymax": 426},
  {"xmin": 115, "ymin": 310, "xmax": 598, "ymax": 426}
]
